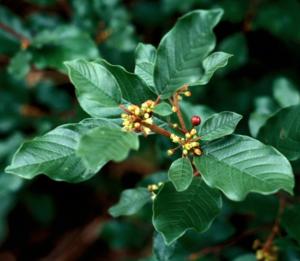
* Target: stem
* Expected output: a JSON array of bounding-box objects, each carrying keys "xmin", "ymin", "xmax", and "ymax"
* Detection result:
[
  {"xmin": 141, "ymin": 122, "xmax": 171, "ymax": 138},
  {"xmin": 172, "ymin": 91, "xmax": 188, "ymax": 133},
  {"xmin": 0, "ymin": 23, "xmax": 30, "ymax": 48},
  {"xmin": 262, "ymin": 195, "xmax": 286, "ymax": 252}
]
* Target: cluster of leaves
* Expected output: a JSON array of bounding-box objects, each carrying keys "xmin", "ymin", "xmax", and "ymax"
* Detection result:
[
  {"xmin": 1, "ymin": 1, "xmax": 300, "ymax": 260},
  {"xmin": 0, "ymin": 0, "xmax": 138, "ymax": 246}
]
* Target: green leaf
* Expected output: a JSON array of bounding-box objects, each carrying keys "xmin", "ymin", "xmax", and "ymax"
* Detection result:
[
  {"xmin": 154, "ymin": 9, "xmax": 224, "ymax": 98},
  {"xmin": 64, "ymin": 59, "xmax": 122, "ymax": 118},
  {"xmin": 194, "ymin": 135, "xmax": 294, "ymax": 201},
  {"xmin": 98, "ymin": 59, "xmax": 156, "ymax": 104},
  {"xmin": 5, "ymin": 119, "xmax": 111, "ymax": 182},
  {"xmin": 218, "ymin": 33, "xmax": 248, "ymax": 73},
  {"xmin": 134, "ymin": 43, "xmax": 157, "ymax": 92},
  {"xmin": 273, "ymin": 77, "xmax": 300, "ymax": 108},
  {"xmin": 191, "ymin": 52, "xmax": 233, "ymax": 86},
  {"xmin": 109, "ymin": 187, "xmax": 151, "ymax": 217},
  {"xmin": 31, "ymin": 25, "xmax": 99, "ymax": 71},
  {"xmin": 153, "ymin": 177, "xmax": 222, "ymax": 244},
  {"xmin": 249, "ymin": 96, "xmax": 278, "ymax": 137},
  {"xmin": 153, "ymin": 232, "xmax": 177, "ymax": 261},
  {"xmin": 168, "ymin": 157, "xmax": 193, "ymax": 192},
  {"xmin": 154, "ymin": 102, "xmax": 173, "ymax": 116},
  {"xmin": 0, "ymin": 174, "xmax": 23, "ymax": 197},
  {"xmin": 200, "ymin": 111, "xmax": 242, "ymax": 141},
  {"xmin": 258, "ymin": 105, "xmax": 300, "ymax": 161},
  {"xmin": 282, "ymin": 204, "xmax": 300, "ymax": 245},
  {"xmin": 77, "ymin": 126, "xmax": 139, "ymax": 170},
  {"xmin": 8, "ymin": 51, "xmax": 32, "ymax": 79}
]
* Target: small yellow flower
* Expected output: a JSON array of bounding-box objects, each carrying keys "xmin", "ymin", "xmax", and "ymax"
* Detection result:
[
  {"xmin": 167, "ymin": 149, "xmax": 174, "ymax": 156},
  {"xmin": 184, "ymin": 91, "xmax": 192, "ymax": 97},
  {"xmin": 194, "ymin": 148, "xmax": 202, "ymax": 156},
  {"xmin": 185, "ymin": 133, "xmax": 191, "ymax": 139},
  {"xmin": 190, "ymin": 128, "xmax": 197, "ymax": 136}
]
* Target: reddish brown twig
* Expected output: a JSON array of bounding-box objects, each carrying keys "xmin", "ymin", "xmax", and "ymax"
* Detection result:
[
  {"xmin": 42, "ymin": 218, "xmax": 104, "ymax": 261},
  {"xmin": 0, "ymin": 22, "xmax": 30, "ymax": 49},
  {"xmin": 170, "ymin": 84, "xmax": 189, "ymax": 133},
  {"xmin": 262, "ymin": 195, "xmax": 286, "ymax": 252}
]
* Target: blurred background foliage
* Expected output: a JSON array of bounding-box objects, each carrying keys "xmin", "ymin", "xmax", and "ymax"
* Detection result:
[{"xmin": 0, "ymin": 0, "xmax": 300, "ymax": 260}]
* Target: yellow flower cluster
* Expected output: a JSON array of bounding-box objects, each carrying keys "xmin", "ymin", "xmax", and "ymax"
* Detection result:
[
  {"xmin": 168, "ymin": 128, "xmax": 201, "ymax": 156},
  {"xmin": 253, "ymin": 240, "xmax": 278, "ymax": 261},
  {"xmin": 148, "ymin": 182, "xmax": 163, "ymax": 200},
  {"xmin": 121, "ymin": 100, "xmax": 155, "ymax": 135},
  {"xmin": 256, "ymin": 248, "xmax": 278, "ymax": 261}
]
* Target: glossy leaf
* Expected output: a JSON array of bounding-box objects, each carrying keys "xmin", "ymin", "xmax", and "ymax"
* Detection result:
[
  {"xmin": 153, "ymin": 232, "xmax": 177, "ymax": 261},
  {"xmin": 5, "ymin": 119, "xmax": 111, "ymax": 182},
  {"xmin": 109, "ymin": 187, "xmax": 151, "ymax": 217},
  {"xmin": 153, "ymin": 177, "xmax": 222, "ymax": 244},
  {"xmin": 191, "ymin": 52, "xmax": 232, "ymax": 86},
  {"xmin": 134, "ymin": 43, "xmax": 157, "ymax": 91},
  {"xmin": 99, "ymin": 59, "xmax": 156, "ymax": 104},
  {"xmin": 64, "ymin": 59, "xmax": 122, "ymax": 118},
  {"xmin": 0, "ymin": 174, "xmax": 23, "ymax": 197},
  {"xmin": 168, "ymin": 157, "xmax": 193, "ymax": 192},
  {"xmin": 273, "ymin": 77, "xmax": 300, "ymax": 108},
  {"xmin": 154, "ymin": 9, "xmax": 223, "ymax": 98},
  {"xmin": 77, "ymin": 126, "xmax": 139, "ymax": 170},
  {"xmin": 154, "ymin": 102, "xmax": 173, "ymax": 116},
  {"xmin": 194, "ymin": 135, "xmax": 294, "ymax": 201},
  {"xmin": 200, "ymin": 111, "xmax": 242, "ymax": 141},
  {"xmin": 218, "ymin": 32, "xmax": 248, "ymax": 73},
  {"xmin": 258, "ymin": 105, "xmax": 300, "ymax": 161},
  {"xmin": 249, "ymin": 96, "xmax": 278, "ymax": 137}
]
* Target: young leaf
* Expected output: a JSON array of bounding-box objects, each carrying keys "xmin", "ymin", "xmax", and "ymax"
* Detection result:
[
  {"xmin": 5, "ymin": 120, "xmax": 111, "ymax": 183},
  {"xmin": 258, "ymin": 105, "xmax": 300, "ymax": 161},
  {"xmin": 64, "ymin": 59, "xmax": 122, "ymax": 118},
  {"xmin": 153, "ymin": 177, "xmax": 222, "ymax": 245},
  {"xmin": 191, "ymin": 52, "xmax": 233, "ymax": 86},
  {"xmin": 99, "ymin": 59, "xmax": 156, "ymax": 104},
  {"xmin": 168, "ymin": 157, "xmax": 193, "ymax": 192},
  {"xmin": 109, "ymin": 188, "xmax": 151, "ymax": 217},
  {"xmin": 154, "ymin": 9, "xmax": 223, "ymax": 98},
  {"xmin": 154, "ymin": 102, "xmax": 173, "ymax": 117},
  {"xmin": 77, "ymin": 126, "xmax": 139, "ymax": 170},
  {"xmin": 218, "ymin": 32, "xmax": 248, "ymax": 73},
  {"xmin": 200, "ymin": 111, "xmax": 242, "ymax": 141},
  {"xmin": 194, "ymin": 135, "xmax": 294, "ymax": 201},
  {"xmin": 134, "ymin": 43, "xmax": 157, "ymax": 91},
  {"xmin": 273, "ymin": 77, "xmax": 300, "ymax": 108}
]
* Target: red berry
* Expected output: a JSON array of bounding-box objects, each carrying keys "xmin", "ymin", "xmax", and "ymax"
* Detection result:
[{"xmin": 191, "ymin": 115, "xmax": 201, "ymax": 126}]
